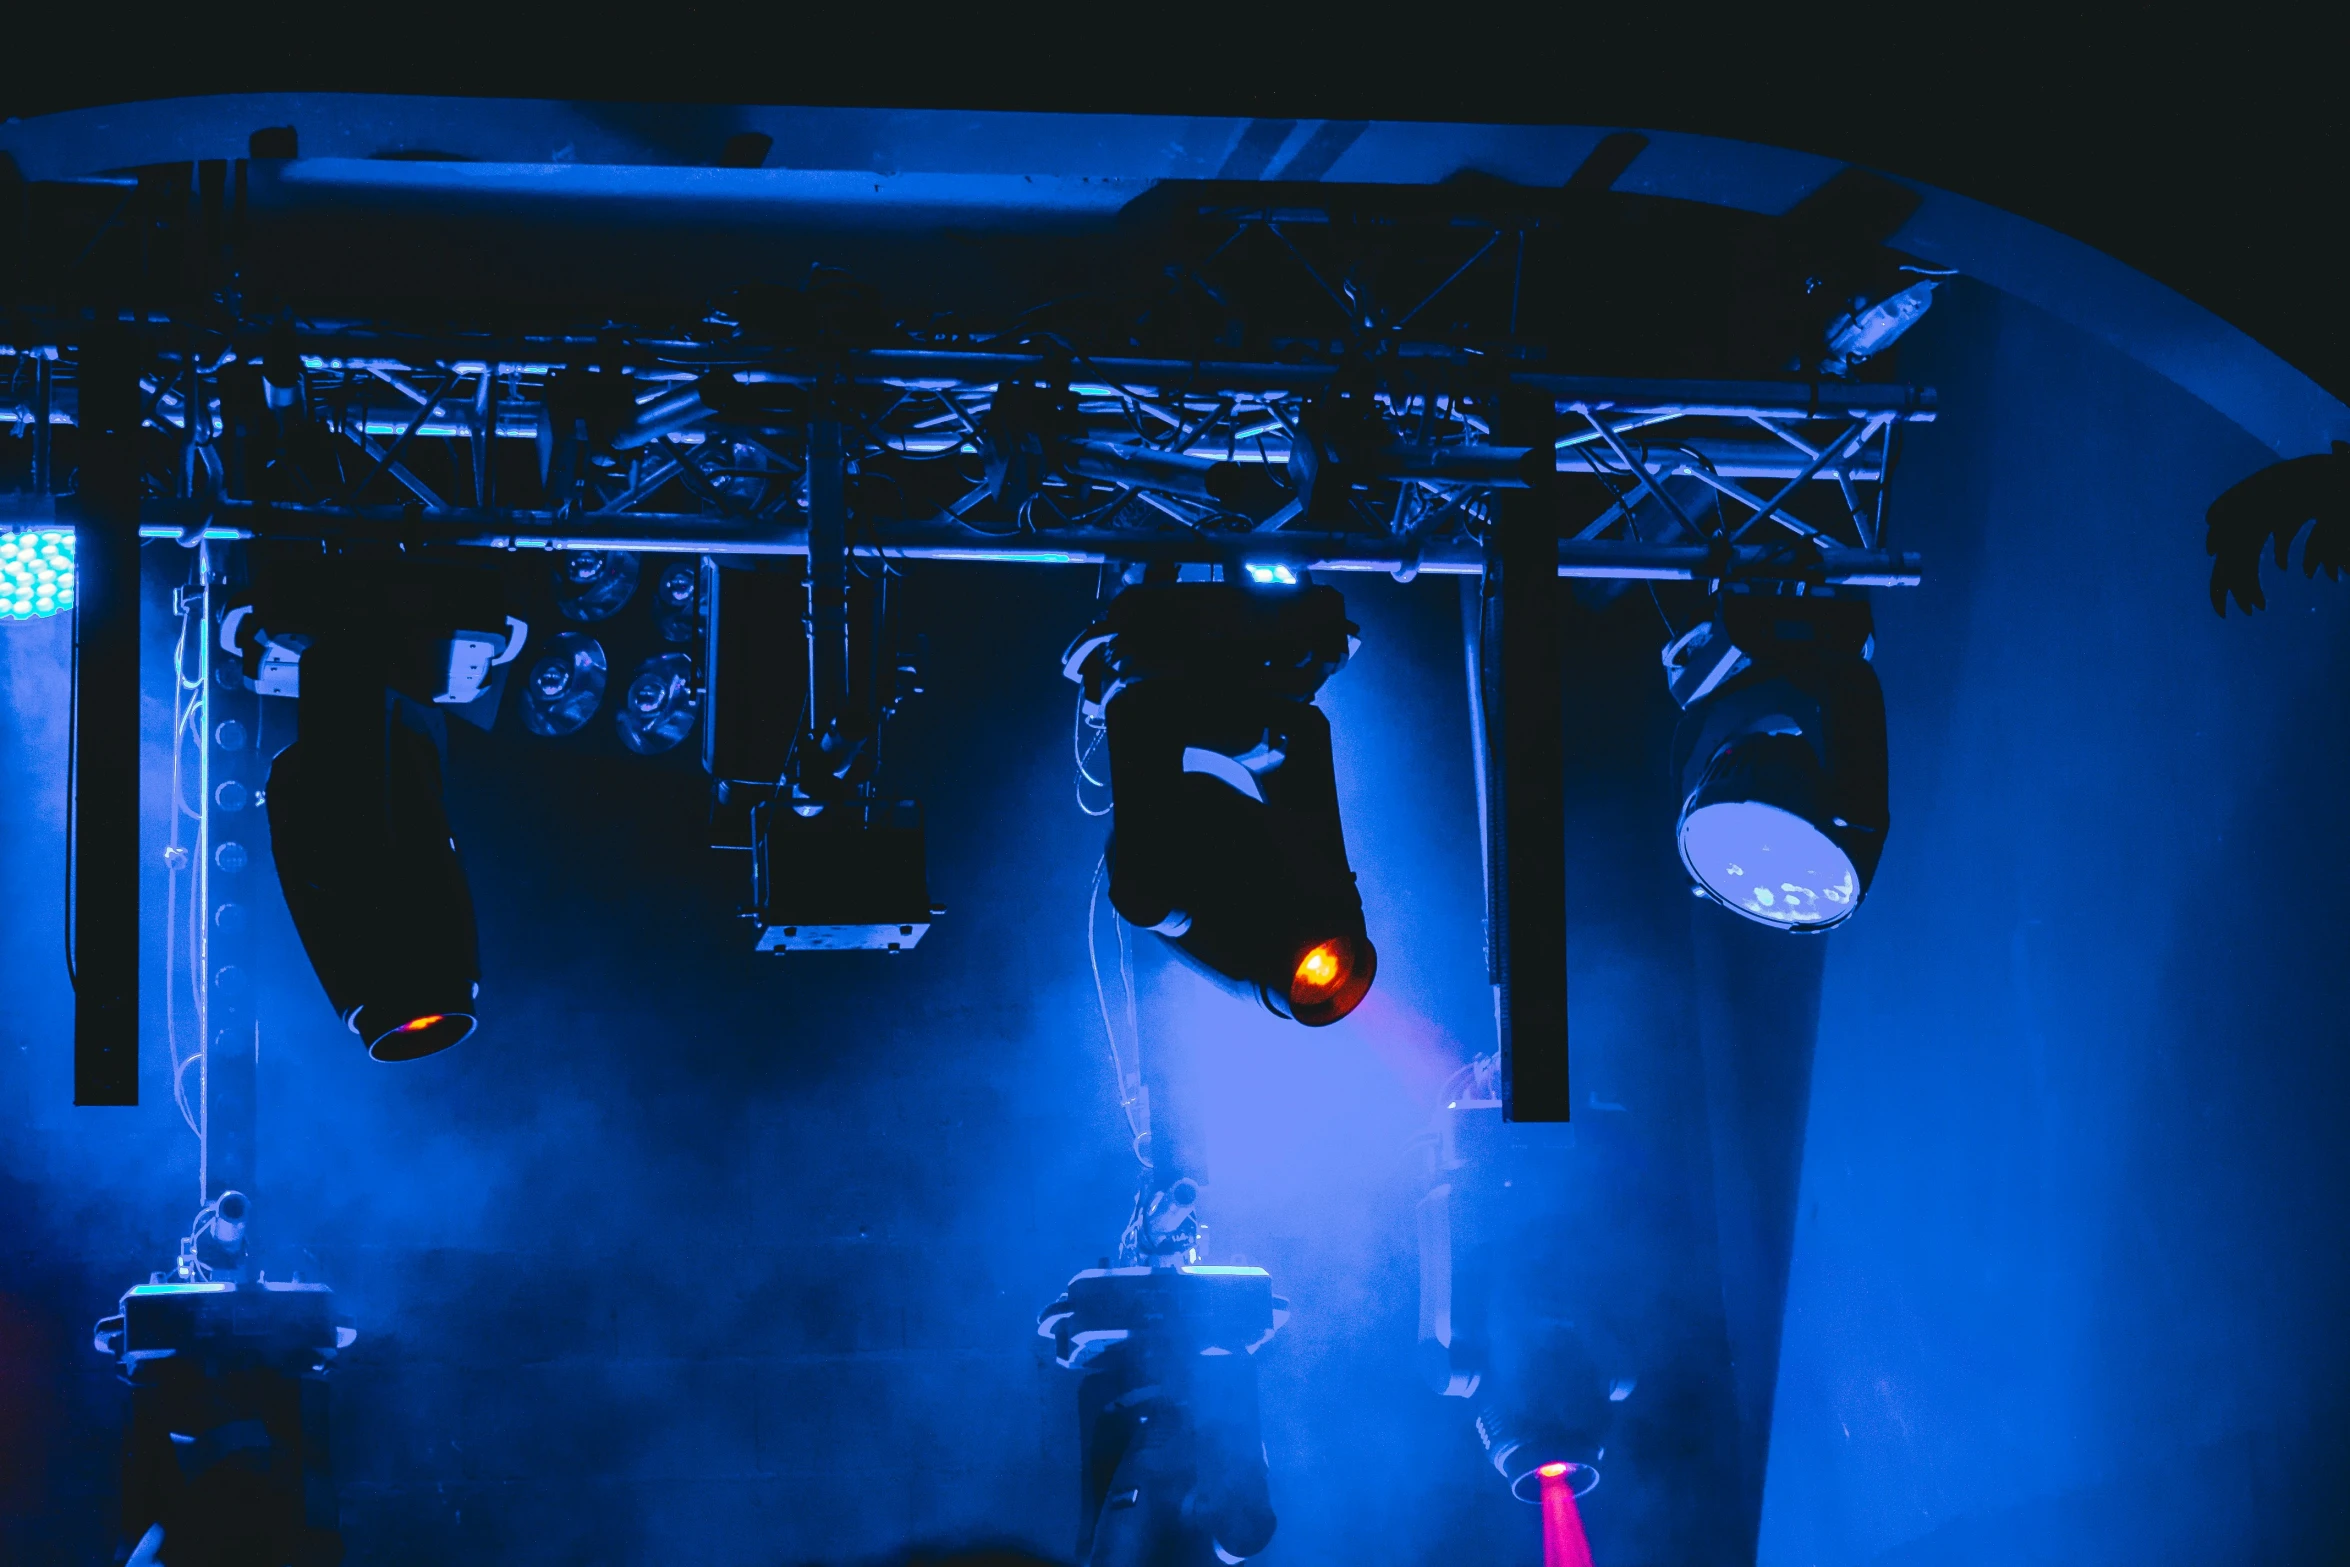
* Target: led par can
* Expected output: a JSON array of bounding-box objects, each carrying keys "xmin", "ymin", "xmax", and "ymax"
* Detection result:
[{"xmin": 1671, "ymin": 622, "xmax": 1889, "ymax": 932}]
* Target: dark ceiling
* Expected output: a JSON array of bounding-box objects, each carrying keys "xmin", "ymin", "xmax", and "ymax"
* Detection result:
[{"xmin": 6, "ymin": 15, "xmax": 2344, "ymax": 409}]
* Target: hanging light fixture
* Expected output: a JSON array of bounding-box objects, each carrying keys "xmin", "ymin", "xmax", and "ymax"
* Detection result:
[
  {"xmin": 615, "ymin": 651, "xmax": 699, "ymax": 754},
  {"xmin": 265, "ymin": 641, "xmax": 484, "ymax": 1060},
  {"xmin": 1669, "ymin": 591, "xmax": 1889, "ymax": 930},
  {"xmin": 649, "ymin": 558, "xmax": 700, "ymax": 643},
  {"xmin": 519, "ymin": 632, "xmax": 609, "ymax": 737},
  {"xmin": 234, "ymin": 556, "xmax": 519, "ymax": 1059},
  {"xmin": 551, "ymin": 550, "xmax": 640, "ymax": 622},
  {"xmin": 1064, "ymin": 572, "xmax": 1376, "ymax": 1025},
  {"xmin": 0, "ymin": 528, "xmax": 74, "ymax": 621}
]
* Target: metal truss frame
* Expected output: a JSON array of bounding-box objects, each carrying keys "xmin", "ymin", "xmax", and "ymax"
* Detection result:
[
  {"xmin": 4, "ymin": 155, "xmax": 1932, "ymax": 585},
  {"xmin": 4, "ymin": 341, "xmax": 1928, "ymax": 585},
  {"xmin": 5, "ymin": 147, "xmax": 1942, "ymax": 1130}
]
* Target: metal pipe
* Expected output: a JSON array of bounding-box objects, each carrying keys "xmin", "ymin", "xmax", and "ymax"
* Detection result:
[
  {"xmin": 654, "ymin": 357, "xmax": 1936, "ymax": 417},
  {"xmin": 888, "ymin": 429, "xmax": 1884, "ymax": 481},
  {"xmin": 1488, "ymin": 390, "xmax": 1570, "ymax": 1123},
  {"xmin": 197, "ymin": 553, "xmax": 261, "ymax": 1201},
  {"xmin": 1378, "ymin": 444, "xmax": 1554, "ymax": 487},
  {"xmin": 1730, "ymin": 416, "xmax": 1893, "ymax": 541},
  {"xmin": 0, "ymin": 408, "xmax": 1894, "ymax": 482},
  {"xmin": 30, "ymin": 352, "xmax": 51, "ymax": 495},
  {"xmin": 612, "ymin": 386, "xmax": 717, "ymax": 451},
  {"xmin": 1461, "ymin": 576, "xmax": 1496, "ymax": 985},
  {"xmin": 6, "ymin": 337, "xmax": 1936, "ymax": 422},
  {"xmin": 1574, "ymin": 403, "xmax": 1707, "ymax": 539},
  {"xmin": 68, "ymin": 326, "xmax": 142, "ymax": 1106},
  {"xmin": 108, "ymin": 502, "xmax": 1923, "ymax": 584},
  {"xmin": 806, "ymin": 419, "xmax": 850, "ymax": 747},
  {"xmin": 1066, "ymin": 440, "xmax": 1226, "ymax": 499}
]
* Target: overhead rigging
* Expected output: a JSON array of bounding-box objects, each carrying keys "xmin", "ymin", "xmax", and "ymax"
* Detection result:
[{"xmin": 1, "ymin": 114, "xmax": 1953, "ymax": 1567}]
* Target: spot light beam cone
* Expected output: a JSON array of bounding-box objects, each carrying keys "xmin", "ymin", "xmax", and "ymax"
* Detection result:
[{"xmin": 1538, "ymin": 1463, "xmax": 1595, "ymax": 1567}]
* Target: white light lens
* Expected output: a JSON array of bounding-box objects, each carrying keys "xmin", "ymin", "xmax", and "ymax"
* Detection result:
[{"xmin": 1679, "ymin": 800, "xmax": 1859, "ymax": 928}]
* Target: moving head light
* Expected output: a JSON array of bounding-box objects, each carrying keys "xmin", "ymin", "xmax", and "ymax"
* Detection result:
[
  {"xmin": 229, "ymin": 557, "xmax": 523, "ymax": 1058},
  {"xmin": 1040, "ymin": 1264, "xmax": 1286, "ymax": 1566},
  {"xmin": 1666, "ymin": 590, "xmax": 1888, "ymax": 930},
  {"xmin": 1064, "ymin": 576, "xmax": 1376, "ymax": 1025}
]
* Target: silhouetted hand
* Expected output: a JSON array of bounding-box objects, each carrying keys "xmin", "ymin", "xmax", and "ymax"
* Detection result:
[{"xmin": 2207, "ymin": 440, "xmax": 2350, "ymax": 614}]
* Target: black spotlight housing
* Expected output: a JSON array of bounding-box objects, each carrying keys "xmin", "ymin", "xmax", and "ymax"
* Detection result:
[
  {"xmin": 1669, "ymin": 590, "xmax": 1888, "ymax": 931},
  {"xmin": 980, "ymin": 375, "xmax": 1083, "ymax": 509},
  {"xmin": 1041, "ymin": 1265, "xmax": 1286, "ymax": 1566},
  {"xmin": 1285, "ymin": 384, "xmax": 1389, "ymax": 527},
  {"xmin": 268, "ymin": 658, "xmax": 481, "ymax": 1059},
  {"xmin": 1065, "ymin": 577, "xmax": 1376, "ymax": 1025},
  {"xmin": 242, "ymin": 557, "xmax": 512, "ymax": 1058}
]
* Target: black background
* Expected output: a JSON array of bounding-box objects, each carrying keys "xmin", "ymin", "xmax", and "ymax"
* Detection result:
[{"xmin": 7, "ymin": 9, "xmax": 2344, "ymax": 407}]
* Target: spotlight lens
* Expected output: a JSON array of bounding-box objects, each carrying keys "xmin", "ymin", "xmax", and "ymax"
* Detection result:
[
  {"xmin": 1282, "ymin": 934, "xmax": 1376, "ymax": 1024},
  {"xmin": 1295, "ymin": 941, "xmax": 1343, "ymax": 993},
  {"xmin": 522, "ymin": 632, "xmax": 609, "ymax": 737},
  {"xmin": 1679, "ymin": 800, "xmax": 1859, "ymax": 929},
  {"xmin": 364, "ymin": 1010, "xmax": 477, "ymax": 1061},
  {"xmin": 1537, "ymin": 1462, "xmax": 1571, "ymax": 1478}
]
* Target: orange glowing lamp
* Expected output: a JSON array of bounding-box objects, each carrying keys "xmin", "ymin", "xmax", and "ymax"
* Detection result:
[
  {"xmin": 1281, "ymin": 934, "xmax": 1376, "ymax": 1025},
  {"xmin": 364, "ymin": 1010, "xmax": 477, "ymax": 1061}
]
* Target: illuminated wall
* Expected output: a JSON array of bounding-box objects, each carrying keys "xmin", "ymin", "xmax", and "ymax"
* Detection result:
[{"xmin": 1761, "ymin": 282, "xmax": 2350, "ymax": 1565}]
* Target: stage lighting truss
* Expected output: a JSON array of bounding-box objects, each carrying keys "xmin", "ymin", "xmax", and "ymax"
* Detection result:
[
  {"xmin": 1, "ymin": 354, "xmax": 1928, "ymax": 585},
  {"xmin": 0, "ymin": 176, "xmax": 1933, "ymax": 591}
]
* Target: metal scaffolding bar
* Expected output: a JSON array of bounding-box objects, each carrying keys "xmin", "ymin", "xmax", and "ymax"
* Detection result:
[
  {"xmin": 33, "ymin": 501, "xmax": 1921, "ymax": 586},
  {"xmin": 197, "ymin": 555, "xmax": 261, "ymax": 1199},
  {"xmin": 1487, "ymin": 391, "xmax": 1570, "ymax": 1123},
  {"xmin": 68, "ymin": 326, "xmax": 143, "ymax": 1106}
]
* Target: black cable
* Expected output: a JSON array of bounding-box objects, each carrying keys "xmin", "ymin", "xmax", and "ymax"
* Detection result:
[
  {"xmin": 1569, "ymin": 435, "xmax": 1685, "ymax": 638},
  {"xmin": 64, "ymin": 594, "xmax": 78, "ymax": 991}
]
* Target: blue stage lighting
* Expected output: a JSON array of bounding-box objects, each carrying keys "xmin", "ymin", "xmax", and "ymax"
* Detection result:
[
  {"xmin": 1065, "ymin": 580, "xmax": 1376, "ymax": 1025},
  {"xmin": 1668, "ymin": 593, "xmax": 1889, "ymax": 932},
  {"xmin": 0, "ymin": 529, "xmax": 76, "ymax": 620},
  {"xmin": 1677, "ymin": 792, "xmax": 1861, "ymax": 928},
  {"xmin": 521, "ymin": 632, "xmax": 609, "ymax": 737},
  {"xmin": 1244, "ymin": 564, "xmax": 1297, "ymax": 586},
  {"xmin": 616, "ymin": 651, "xmax": 699, "ymax": 754}
]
